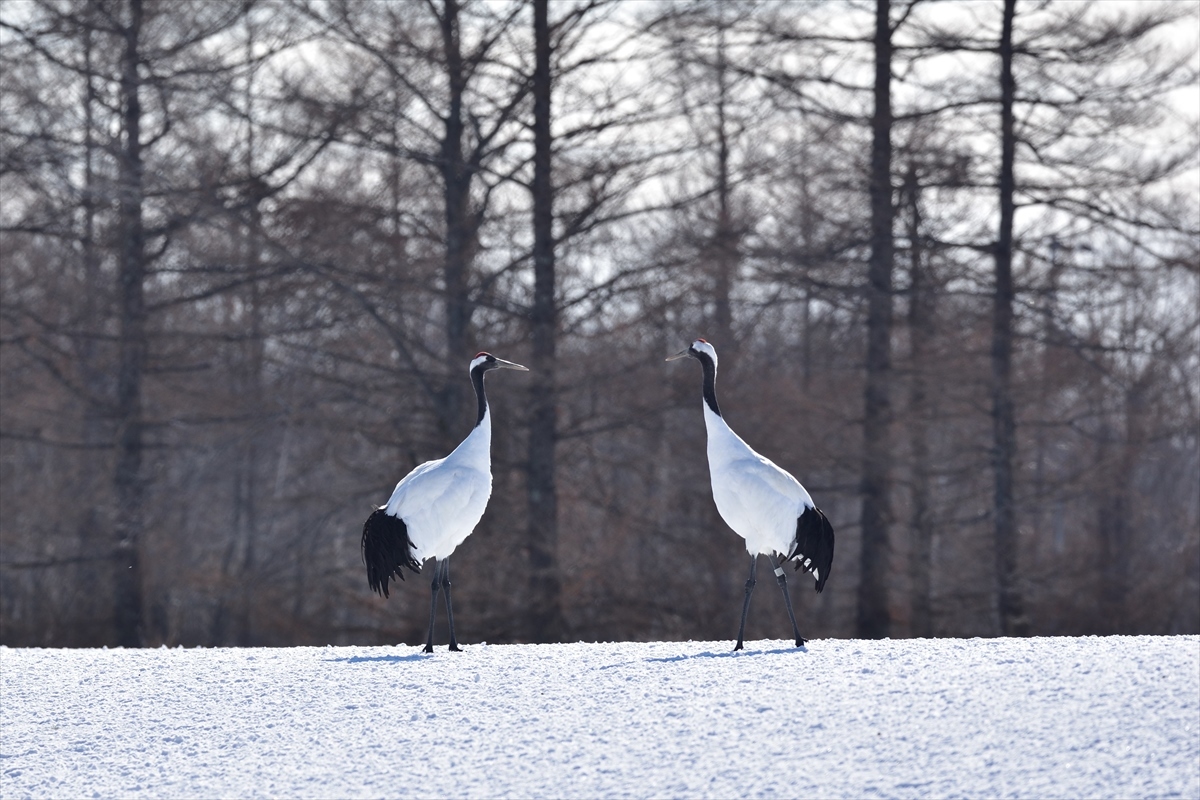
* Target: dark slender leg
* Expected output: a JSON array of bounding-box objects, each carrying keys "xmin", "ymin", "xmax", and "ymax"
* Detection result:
[
  {"xmin": 442, "ymin": 558, "xmax": 461, "ymax": 652},
  {"xmin": 735, "ymin": 554, "xmax": 758, "ymax": 651},
  {"xmin": 423, "ymin": 561, "xmax": 441, "ymax": 653},
  {"xmin": 773, "ymin": 557, "xmax": 807, "ymax": 647}
]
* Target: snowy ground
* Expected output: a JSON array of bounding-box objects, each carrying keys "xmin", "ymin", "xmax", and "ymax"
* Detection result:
[{"xmin": 2, "ymin": 636, "xmax": 1197, "ymax": 799}]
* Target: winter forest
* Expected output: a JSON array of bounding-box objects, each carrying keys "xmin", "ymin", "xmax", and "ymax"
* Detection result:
[{"xmin": 1, "ymin": 0, "xmax": 1197, "ymax": 649}]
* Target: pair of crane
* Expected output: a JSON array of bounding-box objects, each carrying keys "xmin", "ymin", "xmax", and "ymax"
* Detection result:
[{"xmin": 361, "ymin": 340, "xmax": 835, "ymax": 653}]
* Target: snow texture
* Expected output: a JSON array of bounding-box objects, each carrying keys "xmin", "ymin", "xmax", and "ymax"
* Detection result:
[{"xmin": 2, "ymin": 636, "xmax": 1198, "ymax": 799}]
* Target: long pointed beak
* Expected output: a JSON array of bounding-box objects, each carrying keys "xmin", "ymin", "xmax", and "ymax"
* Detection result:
[
  {"xmin": 494, "ymin": 357, "xmax": 529, "ymax": 371},
  {"xmin": 665, "ymin": 348, "xmax": 691, "ymax": 362}
]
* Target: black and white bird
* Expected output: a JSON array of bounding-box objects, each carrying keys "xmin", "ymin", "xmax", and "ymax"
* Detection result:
[
  {"xmin": 362, "ymin": 352, "xmax": 528, "ymax": 653},
  {"xmin": 667, "ymin": 339, "xmax": 834, "ymax": 650}
]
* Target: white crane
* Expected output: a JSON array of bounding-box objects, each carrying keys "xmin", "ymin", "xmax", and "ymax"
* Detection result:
[
  {"xmin": 667, "ymin": 339, "xmax": 834, "ymax": 650},
  {"xmin": 362, "ymin": 352, "xmax": 528, "ymax": 653}
]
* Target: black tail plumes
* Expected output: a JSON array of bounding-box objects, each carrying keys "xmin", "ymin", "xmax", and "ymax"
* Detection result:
[
  {"xmin": 362, "ymin": 508, "xmax": 420, "ymax": 598},
  {"xmin": 790, "ymin": 506, "xmax": 835, "ymax": 593}
]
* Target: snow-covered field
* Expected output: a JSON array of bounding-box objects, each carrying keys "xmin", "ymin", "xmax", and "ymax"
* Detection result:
[{"xmin": 2, "ymin": 636, "xmax": 1197, "ymax": 799}]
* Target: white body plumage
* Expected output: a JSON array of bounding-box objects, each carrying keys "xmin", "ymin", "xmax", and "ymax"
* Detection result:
[
  {"xmin": 703, "ymin": 403, "xmax": 819, "ymax": 578},
  {"xmin": 384, "ymin": 409, "xmax": 492, "ymax": 563}
]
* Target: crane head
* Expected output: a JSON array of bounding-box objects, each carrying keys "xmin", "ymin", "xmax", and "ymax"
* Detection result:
[
  {"xmin": 665, "ymin": 339, "xmax": 717, "ymax": 369},
  {"xmin": 470, "ymin": 352, "xmax": 530, "ymax": 373}
]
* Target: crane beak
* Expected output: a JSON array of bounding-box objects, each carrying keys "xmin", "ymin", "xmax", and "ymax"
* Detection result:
[
  {"xmin": 665, "ymin": 348, "xmax": 691, "ymax": 362},
  {"xmin": 493, "ymin": 357, "xmax": 529, "ymax": 371}
]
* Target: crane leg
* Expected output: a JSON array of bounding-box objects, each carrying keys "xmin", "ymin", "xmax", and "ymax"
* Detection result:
[
  {"xmin": 442, "ymin": 558, "xmax": 461, "ymax": 652},
  {"xmin": 735, "ymin": 554, "xmax": 758, "ymax": 651},
  {"xmin": 773, "ymin": 557, "xmax": 807, "ymax": 647},
  {"xmin": 423, "ymin": 562, "xmax": 442, "ymax": 653}
]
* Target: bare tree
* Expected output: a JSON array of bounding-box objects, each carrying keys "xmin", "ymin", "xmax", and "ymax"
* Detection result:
[
  {"xmin": 525, "ymin": 0, "xmax": 563, "ymax": 642},
  {"xmin": 857, "ymin": 0, "xmax": 899, "ymax": 639},
  {"xmin": 1, "ymin": 0, "xmax": 327, "ymax": 645},
  {"xmin": 991, "ymin": 0, "xmax": 1027, "ymax": 636}
]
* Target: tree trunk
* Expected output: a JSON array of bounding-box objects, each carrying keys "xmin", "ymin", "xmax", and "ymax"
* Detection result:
[
  {"xmin": 113, "ymin": 0, "xmax": 147, "ymax": 647},
  {"xmin": 904, "ymin": 161, "xmax": 934, "ymax": 638},
  {"xmin": 1100, "ymin": 379, "xmax": 1144, "ymax": 633},
  {"xmin": 77, "ymin": 10, "xmax": 109, "ymax": 615},
  {"xmin": 526, "ymin": 0, "xmax": 563, "ymax": 642},
  {"xmin": 992, "ymin": 0, "xmax": 1028, "ymax": 637},
  {"xmin": 711, "ymin": 15, "xmax": 735, "ymax": 350},
  {"xmin": 857, "ymin": 0, "xmax": 894, "ymax": 640},
  {"xmin": 214, "ymin": 14, "xmax": 265, "ymax": 647},
  {"xmin": 438, "ymin": 0, "xmax": 473, "ymax": 445}
]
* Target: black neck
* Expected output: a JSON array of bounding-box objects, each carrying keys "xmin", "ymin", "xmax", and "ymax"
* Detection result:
[
  {"xmin": 471, "ymin": 365, "xmax": 489, "ymax": 426},
  {"xmin": 699, "ymin": 353, "xmax": 721, "ymax": 416}
]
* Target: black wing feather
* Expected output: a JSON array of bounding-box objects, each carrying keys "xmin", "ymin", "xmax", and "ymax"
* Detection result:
[
  {"xmin": 361, "ymin": 507, "xmax": 420, "ymax": 598},
  {"xmin": 788, "ymin": 505, "xmax": 835, "ymax": 593}
]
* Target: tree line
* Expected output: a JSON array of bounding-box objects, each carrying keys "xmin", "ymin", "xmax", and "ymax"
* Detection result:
[{"xmin": 2, "ymin": 0, "xmax": 1197, "ymax": 647}]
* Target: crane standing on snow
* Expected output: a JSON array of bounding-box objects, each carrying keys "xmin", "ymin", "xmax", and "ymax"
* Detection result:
[
  {"xmin": 667, "ymin": 339, "xmax": 835, "ymax": 650},
  {"xmin": 362, "ymin": 352, "xmax": 528, "ymax": 653}
]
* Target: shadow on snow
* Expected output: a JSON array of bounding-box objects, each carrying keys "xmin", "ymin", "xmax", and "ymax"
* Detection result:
[
  {"xmin": 325, "ymin": 653, "xmax": 429, "ymax": 664},
  {"xmin": 599, "ymin": 644, "xmax": 805, "ymax": 670}
]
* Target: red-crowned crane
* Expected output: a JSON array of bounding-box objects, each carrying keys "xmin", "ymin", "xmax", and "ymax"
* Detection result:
[
  {"xmin": 362, "ymin": 352, "xmax": 528, "ymax": 653},
  {"xmin": 667, "ymin": 339, "xmax": 834, "ymax": 650}
]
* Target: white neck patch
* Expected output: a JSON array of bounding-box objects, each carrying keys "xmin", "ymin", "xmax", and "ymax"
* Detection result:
[{"xmin": 469, "ymin": 354, "xmax": 490, "ymax": 373}]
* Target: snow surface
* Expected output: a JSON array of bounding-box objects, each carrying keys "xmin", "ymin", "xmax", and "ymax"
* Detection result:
[{"xmin": 2, "ymin": 636, "xmax": 1198, "ymax": 799}]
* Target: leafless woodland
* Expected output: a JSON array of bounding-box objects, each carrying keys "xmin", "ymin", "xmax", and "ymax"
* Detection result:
[{"xmin": 2, "ymin": 0, "xmax": 1197, "ymax": 647}]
